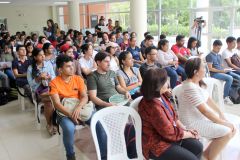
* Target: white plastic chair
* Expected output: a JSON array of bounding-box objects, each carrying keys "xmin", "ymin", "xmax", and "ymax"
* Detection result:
[
  {"xmin": 203, "ymin": 77, "xmax": 225, "ymax": 111},
  {"xmin": 129, "ymin": 96, "xmax": 143, "ymax": 111},
  {"xmin": 31, "ymin": 90, "xmax": 44, "ymax": 124},
  {"xmin": 90, "ymin": 106, "xmax": 144, "ymax": 160},
  {"xmin": 18, "ymin": 87, "xmax": 25, "ymax": 111}
]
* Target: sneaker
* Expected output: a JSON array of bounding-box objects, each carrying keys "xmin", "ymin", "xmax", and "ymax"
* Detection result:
[
  {"xmin": 67, "ymin": 154, "xmax": 76, "ymax": 160},
  {"xmin": 224, "ymin": 96, "xmax": 234, "ymax": 105}
]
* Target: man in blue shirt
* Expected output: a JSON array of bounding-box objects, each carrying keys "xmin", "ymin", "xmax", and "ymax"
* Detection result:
[
  {"xmin": 206, "ymin": 40, "xmax": 234, "ymax": 105},
  {"xmin": 127, "ymin": 37, "xmax": 144, "ymax": 68},
  {"xmin": 12, "ymin": 45, "xmax": 32, "ymax": 100}
]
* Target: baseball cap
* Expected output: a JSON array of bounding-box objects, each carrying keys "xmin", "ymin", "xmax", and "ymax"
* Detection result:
[{"xmin": 60, "ymin": 43, "xmax": 72, "ymax": 52}]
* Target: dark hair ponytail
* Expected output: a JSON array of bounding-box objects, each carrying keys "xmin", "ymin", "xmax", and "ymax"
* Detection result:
[
  {"xmin": 31, "ymin": 48, "xmax": 43, "ymax": 78},
  {"xmin": 81, "ymin": 44, "xmax": 91, "ymax": 54},
  {"xmin": 118, "ymin": 51, "xmax": 136, "ymax": 83}
]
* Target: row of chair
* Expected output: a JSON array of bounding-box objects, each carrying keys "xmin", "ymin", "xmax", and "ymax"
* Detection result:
[
  {"xmin": 90, "ymin": 77, "xmax": 240, "ymax": 160},
  {"xmin": 18, "ymin": 77, "xmax": 240, "ymax": 160}
]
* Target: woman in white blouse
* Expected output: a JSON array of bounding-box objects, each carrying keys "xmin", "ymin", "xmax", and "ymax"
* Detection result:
[
  {"xmin": 157, "ymin": 39, "xmax": 187, "ymax": 88},
  {"xmin": 79, "ymin": 44, "xmax": 97, "ymax": 77},
  {"xmin": 105, "ymin": 42, "xmax": 119, "ymax": 72},
  {"xmin": 178, "ymin": 58, "xmax": 236, "ymax": 160}
]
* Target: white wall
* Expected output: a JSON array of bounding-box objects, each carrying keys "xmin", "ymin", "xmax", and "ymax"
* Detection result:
[{"xmin": 0, "ymin": 5, "xmax": 52, "ymax": 35}]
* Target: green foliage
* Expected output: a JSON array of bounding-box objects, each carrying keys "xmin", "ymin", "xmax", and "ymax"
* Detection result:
[
  {"xmin": 109, "ymin": 2, "xmax": 130, "ymax": 12},
  {"xmin": 147, "ymin": 24, "xmax": 158, "ymax": 35},
  {"xmin": 212, "ymin": 26, "xmax": 229, "ymax": 39},
  {"xmin": 160, "ymin": 24, "xmax": 189, "ymax": 36},
  {"xmin": 210, "ymin": 0, "xmax": 234, "ymax": 6}
]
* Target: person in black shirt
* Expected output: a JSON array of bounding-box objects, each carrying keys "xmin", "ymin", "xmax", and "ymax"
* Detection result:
[{"xmin": 140, "ymin": 46, "xmax": 162, "ymax": 77}]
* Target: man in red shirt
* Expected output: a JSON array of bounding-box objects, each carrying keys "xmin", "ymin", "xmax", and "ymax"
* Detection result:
[{"xmin": 171, "ymin": 35, "xmax": 191, "ymax": 66}]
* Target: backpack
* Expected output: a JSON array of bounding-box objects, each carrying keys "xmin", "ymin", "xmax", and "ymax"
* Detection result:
[
  {"xmin": 124, "ymin": 123, "xmax": 137, "ymax": 159},
  {"xmin": 0, "ymin": 87, "xmax": 10, "ymax": 106},
  {"xmin": 231, "ymin": 54, "xmax": 240, "ymax": 68},
  {"xmin": 229, "ymin": 79, "xmax": 240, "ymax": 104}
]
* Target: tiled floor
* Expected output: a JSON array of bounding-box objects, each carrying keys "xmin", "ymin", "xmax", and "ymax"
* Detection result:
[
  {"xmin": 0, "ymin": 100, "xmax": 97, "ymax": 160},
  {"xmin": 0, "ymin": 99, "xmax": 239, "ymax": 160}
]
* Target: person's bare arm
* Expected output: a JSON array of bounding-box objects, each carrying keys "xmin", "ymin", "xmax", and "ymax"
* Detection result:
[
  {"xmin": 139, "ymin": 52, "xmax": 145, "ymax": 62},
  {"xmin": 81, "ymin": 67, "xmax": 93, "ymax": 76},
  {"xmin": 225, "ymin": 58, "xmax": 240, "ymax": 70},
  {"xmin": 207, "ymin": 97, "xmax": 225, "ymax": 119},
  {"xmin": 207, "ymin": 63, "xmax": 226, "ymax": 73},
  {"xmin": 117, "ymin": 75, "xmax": 140, "ymax": 91},
  {"xmin": 197, "ymin": 102, "xmax": 235, "ymax": 132},
  {"xmin": 88, "ymin": 90, "xmax": 113, "ymax": 107},
  {"xmin": 116, "ymin": 85, "xmax": 131, "ymax": 99},
  {"xmin": 50, "ymin": 94, "xmax": 71, "ymax": 117},
  {"xmin": 71, "ymin": 90, "xmax": 88, "ymax": 121},
  {"xmin": 197, "ymin": 103, "xmax": 225, "ymax": 124},
  {"xmin": 176, "ymin": 53, "xmax": 188, "ymax": 63},
  {"xmin": 13, "ymin": 68, "xmax": 27, "ymax": 78}
]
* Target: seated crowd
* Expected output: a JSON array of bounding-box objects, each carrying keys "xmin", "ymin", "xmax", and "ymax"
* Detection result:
[{"xmin": 0, "ymin": 17, "xmax": 240, "ymax": 160}]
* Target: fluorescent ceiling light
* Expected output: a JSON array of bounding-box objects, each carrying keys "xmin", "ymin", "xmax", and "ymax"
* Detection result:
[
  {"xmin": 0, "ymin": 1, "xmax": 11, "ymax": 3},
  {"xmin": 54, "ymin": 1, "xmax": 68, "ymax": 5}
]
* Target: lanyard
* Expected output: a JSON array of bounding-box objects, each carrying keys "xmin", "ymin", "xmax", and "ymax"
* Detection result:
[
  {"xmin": 160, "ymin": 97, "xmax": 173, "ymax": 117},
  {"xmin": 160, "ymin": 97, "xmax": 177, "ymax": 127}
]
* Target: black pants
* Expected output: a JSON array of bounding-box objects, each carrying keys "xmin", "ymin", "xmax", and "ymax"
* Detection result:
[{"xmin": 150, "ymin": 138, "xmax": 203, "ymax": 160}]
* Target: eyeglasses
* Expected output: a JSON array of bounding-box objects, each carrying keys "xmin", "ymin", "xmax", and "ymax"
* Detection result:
[{"xmin": 149, "ymin": 53, "xmax": 156, "ymax": 56}]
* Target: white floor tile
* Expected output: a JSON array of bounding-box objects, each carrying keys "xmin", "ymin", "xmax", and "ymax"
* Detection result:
[{"xmin": 0, "ymin": 100, "xmax": 94, "ymax": 160}]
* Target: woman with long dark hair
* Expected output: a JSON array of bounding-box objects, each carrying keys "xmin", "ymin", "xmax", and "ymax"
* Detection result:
[
  {"xmin": 42, "ymin": 42, "xmax": 56, "ymax": 72},
  {"xmin": 27, "ymin": 48, "xmax": 56, "ymax": 135},
  {"xmin": 25, "ymin": 42, "xmax": 33, "ymax": 59},
  {"xmin": 187, "ymin": 37, "xmax": 200, "ymax": 56},
  {"xmin": 117, "ymin": 51, "xmax": 142, "ymax": 99},
  {"xmin": 139, "ymin": 68, "xmax": 203, "ymax": 160},
  {"xmin": 46, "ymin": 19, "xmax": 57, "ymax": 47}
]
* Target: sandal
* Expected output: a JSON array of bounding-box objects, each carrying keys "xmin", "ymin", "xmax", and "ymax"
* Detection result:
[
  {"xmin": 52, "ymin": 125, "xmax": 58, "ymax": 134},
  {"xmin": 46, "ymin": 125, "xmax": 56, "ymax": 136}
]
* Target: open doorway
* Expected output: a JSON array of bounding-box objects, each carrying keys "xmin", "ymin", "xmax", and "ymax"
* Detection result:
[{"xmin": 0, "ymin": 18, "xmax": 7, "ymax": 32}]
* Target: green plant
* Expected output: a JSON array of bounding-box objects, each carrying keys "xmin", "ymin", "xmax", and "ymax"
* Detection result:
[{"xmin": 212, "ymin": 26, "xmax": 228, "ymax": 39}]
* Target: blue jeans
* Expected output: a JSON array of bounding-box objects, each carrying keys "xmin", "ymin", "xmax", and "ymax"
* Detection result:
[
  {"xmin": 58, "ymin": 116, "xmax": 76, "ymax": 158},
  {"xmin": 4, "ymin": 68, "xmax": 15, "ymax": 80},
  {"xmin": 211, "ymin": 73, "xmax": 233, "ymax": 98},
  {"xmin": 0, "ymin": 71, "xmax": 9, "ymax": 87},
  {"xmin": 57, "ymin": 115, "xmax": 92, "ymax": 158},
  {"xmin": 227, "ymin": 71, "xmax": 240, "ymax": 81},
  {"xmin": 96, "ymin": 122, "xmax": 107, "ymax": 160},
  {"xmin": 165, "ymin": 66, "xmax": 187, "ymax": 88}
]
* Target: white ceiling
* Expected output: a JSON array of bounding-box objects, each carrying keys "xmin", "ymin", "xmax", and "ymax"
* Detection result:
[{"xmin": 0, "ymin": 0, "xmax": 110, "ymax": 6}]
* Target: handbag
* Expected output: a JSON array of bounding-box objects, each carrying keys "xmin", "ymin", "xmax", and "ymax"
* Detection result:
[
  {"xmin": 35, "ymin": 84, "xmax": 49, "ymax": 95},
  {"xmin": 57, "ymin": 98, "xmax": 94, "ymax": 121}
]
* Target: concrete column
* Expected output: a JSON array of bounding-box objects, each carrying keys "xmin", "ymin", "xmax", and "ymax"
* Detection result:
[
  {"xmin": 130, "ymin": 0, "xmax": 147, "ymax": 46},
  {"xmin": 51, "ymin": 6, "xmax": 59, "ymax": 24},
  {"xmin": 68, "ymin": 0, "xmax": 80, "ymax": 30}
]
